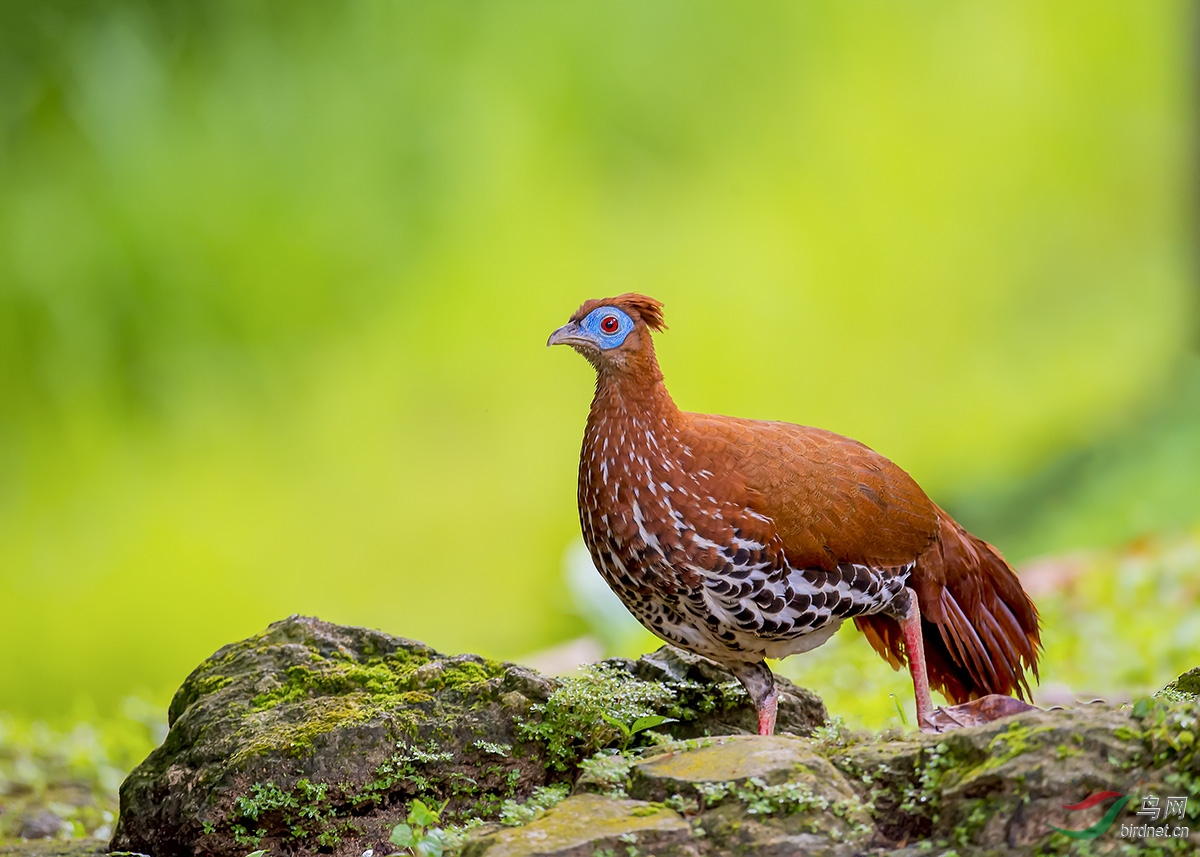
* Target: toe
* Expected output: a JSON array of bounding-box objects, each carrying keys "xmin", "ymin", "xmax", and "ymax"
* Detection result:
[{"xmin": 920, "ymin": 695, "xmax": 1040, "ymax": 732}]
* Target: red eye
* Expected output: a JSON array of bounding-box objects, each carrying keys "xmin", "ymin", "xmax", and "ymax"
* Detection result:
[{"xmin": 600, "ymin": 315, "xmax": 620, "ymax": 334}]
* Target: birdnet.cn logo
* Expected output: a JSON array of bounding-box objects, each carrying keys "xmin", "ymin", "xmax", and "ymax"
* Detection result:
[{"xmin": 1048, "ymin": 791, "xmax": 1190, "ymax": 841}]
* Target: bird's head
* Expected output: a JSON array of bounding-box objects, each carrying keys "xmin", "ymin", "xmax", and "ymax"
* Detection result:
[{"xmin": 547, "ymin": 293, "xmax": 667, "ymax": 375}]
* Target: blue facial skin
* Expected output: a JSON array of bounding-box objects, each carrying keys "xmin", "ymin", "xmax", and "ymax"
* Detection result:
[{"xmin": 580, "ymin": 307, "xmax": 635, "ymax": 349}]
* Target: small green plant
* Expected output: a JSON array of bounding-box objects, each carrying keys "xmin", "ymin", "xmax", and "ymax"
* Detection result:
[
  {"xmin": 599, "ymin": 714, "xmax": 678, "ymax": 750},
  {"xmin": 389, "ymin": 799, "xmax": 449, "ymax": 857},
  {"xmin": 498, "ymin": 783, "xmax": 570, "ymax": 826},
  {"xmin": 228, "ymin": 778, "xmax": 342, "ymax": 847},
  {"xmin": 471, "ymin": 740, "xmax": 512, "ymax": 757},
  {"xmin": 578, "ymin": 750, "xmax": 636, "ymax": 798},
  {"xmin": 694, "ymin": 776, "xmax": 831, "ymax": 815},
  {"xmin": 519, "ymin": 664, "xmax": 675, "ymax": 769},
  {"xmin": 809, "ymin": 716, "xmax": 857, "ymax": 755},
  {"xmin": 898, "ymin": 741, "xmax": 957, "ymax": 821},
  {"xmin": 664, "ymin": 793, "xmax": 700, "ymax": 815}
]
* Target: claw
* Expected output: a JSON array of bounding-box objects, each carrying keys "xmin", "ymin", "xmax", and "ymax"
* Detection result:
[{"xmin": 919, "ymin": 694, "xmax": 1040, "ymax": 732}]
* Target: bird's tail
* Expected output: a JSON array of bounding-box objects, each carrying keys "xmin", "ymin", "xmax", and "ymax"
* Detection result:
[{"xmin": 855, "ymin": 509, "xmax": 1041, "ymax": 705}]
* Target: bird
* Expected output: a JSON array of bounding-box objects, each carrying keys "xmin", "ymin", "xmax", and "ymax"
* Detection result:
[{"xmin": 548, "ymin": 293, "xmax": 1041, "ymax": 735}]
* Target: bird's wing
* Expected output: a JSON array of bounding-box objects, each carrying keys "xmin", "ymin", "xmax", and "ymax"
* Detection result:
[
  {"xmin": 678, "ymin": 413, "xmax": 1039, "ymax": 704},
  {"xmin": 683, "ymin": 415, "xmax": 939, "ymax": 571}
]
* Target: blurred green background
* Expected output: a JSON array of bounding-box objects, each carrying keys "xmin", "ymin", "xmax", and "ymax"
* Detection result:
[{"xmin": 2, "ymin": 0, "xmax": 1198, "ymax": 757}]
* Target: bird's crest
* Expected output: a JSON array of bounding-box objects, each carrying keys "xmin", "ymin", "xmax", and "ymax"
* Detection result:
[{"xmin": 571, "ymin": 293, "xmax": 667, "ymax": 333}]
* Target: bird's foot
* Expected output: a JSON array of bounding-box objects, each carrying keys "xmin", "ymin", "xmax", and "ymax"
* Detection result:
[{"xmin": 918, "ymin": 694, "xmax": 1040, "ymax": 733}]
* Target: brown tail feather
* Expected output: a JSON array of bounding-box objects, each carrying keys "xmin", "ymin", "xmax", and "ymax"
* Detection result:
[{"xmin": 855, "ymin": 510, "xmax": 1041, "ymax": 705}]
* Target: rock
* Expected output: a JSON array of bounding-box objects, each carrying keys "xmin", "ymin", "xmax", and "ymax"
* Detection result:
[
  {"xmin": 111, "ymin": 617, "xmax": 1200, "ymax": 857},
  {"xmin": 112, "ymin": 616, "xmax": 816, "ymax": 857},
  {"xmin": 1161, "ymin": 665, "xmax": 1200, "ymax": 699},
  {"xmin": 611, "ymin": 646, "xmax": 827, "ymax": 737},
  {"xmin": 833, "ymin": 704, "xmax": 1198, "ymax": 852},
  {"xmin": 461, "ymin": 794, "xmax": 693, "ymax": 857},
  {"xmin": 465, "ymin": 696, "xmax": 1200, "ymax": 856},
  {"xmin": 17, "ymin": 812, "xmax": 66, "ymax": 840},
  {"xmin": 112, "ymin": 616, "xmax": 559, "ymax": 857},
  {"xmin": 466, "ymin": 734, "xmax": 868, "ymax": 857},
  {"xmin": 0, "ymin": 844, "xmax": 107, "ymax": 857},
  {"xmin": 632, "ymin": 735, "xmax": 871, "ymax": 856},
  {"xmin": 629, "ymin": 735, "xmax": 860, "ymax": 804}
]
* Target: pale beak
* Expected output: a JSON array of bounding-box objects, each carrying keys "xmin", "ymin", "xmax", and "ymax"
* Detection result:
[{"xmin": 547, "ymin": 321, "xmax": 591, "ymax": 348}]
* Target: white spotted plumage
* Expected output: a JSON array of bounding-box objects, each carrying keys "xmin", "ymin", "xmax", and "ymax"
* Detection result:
[{"xmin": 578, "ymin": 397, "xmax": 912, "ymax": 665}]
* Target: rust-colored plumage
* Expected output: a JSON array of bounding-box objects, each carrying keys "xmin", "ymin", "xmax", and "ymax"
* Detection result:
[{"xmin": 549, "ymin": 294, "xmax": 1041, "ymax": 733}]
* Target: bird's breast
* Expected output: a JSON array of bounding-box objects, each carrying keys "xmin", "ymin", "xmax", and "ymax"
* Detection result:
[{"xmin": 577, "ymin": 415, "xmax": 780, "ymax": 599}]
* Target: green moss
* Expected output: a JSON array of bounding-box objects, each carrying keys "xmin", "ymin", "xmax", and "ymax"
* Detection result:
[
  {"xmin": 226, "ymin": 651, "xmax": 507, "ymax": 765},
  {"xmin": 426, "ymin": 660, "xmax": 502, "ymax": 692},
  {"xmin": 1158, "ymin": 667, "xmax": 1200, "ymax": 700},
  {"xmin": 398, "ymin": 690, "xmax": 435, "ymax": 705},
  {"xmin": 1054, "ymin": 743, "xmax": 1083, "ymax": 760},
  {"xmin": 248, "ymin": 653, "xmax": 505, "ymax": 712},
  {"xmin": 191, "ymin": 674, "xmax": 235, "ymax": 696},
  {"xmin": 250, "ymin": 658, "xmax": 424, "ymax": 710},
  {"xmin": 230, "ymin": 696, "xmax": 382, "ymax": 763},
  {"xmin": 629, "ymin": 804, "xmax": 665, "ymax": 817},
  {"xmin": 1133, "ymin": 697, "xmax": 1199, "ymax": 782},
  {"xmin": 975, "ymin": 721, "xmax": 1055, "ymax": 774}
]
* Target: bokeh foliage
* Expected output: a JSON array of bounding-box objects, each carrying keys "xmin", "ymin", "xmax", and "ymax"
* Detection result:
[{"xmin": 0, "ymin": 1, "xmax": 1195, "ymax": 720}]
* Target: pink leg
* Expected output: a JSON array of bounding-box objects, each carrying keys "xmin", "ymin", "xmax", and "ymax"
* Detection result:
[
  {"xmin": 898, "ymin": 588, "xmax": 937, "ymax": 730},
  {"xmin": 729, "ymin": 660, "xmax": 779, "ymax": 736},
  {"xmin": 896, "ymin": 587, "xmax": 1040, "ymax": 732},
  {"xmin": 757, "ymin": 687, "xmax": 778, "ymax": 736}
]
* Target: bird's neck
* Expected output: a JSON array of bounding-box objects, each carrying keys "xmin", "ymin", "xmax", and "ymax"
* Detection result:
[{"xmin": 589, "ymin": 363, "xmax": 680, "ymax": 434}]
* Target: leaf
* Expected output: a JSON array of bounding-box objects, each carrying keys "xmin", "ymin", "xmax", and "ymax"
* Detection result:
[
  {"xmin": 599, "ymin": 713, "xmax": 632, "ymax": 739},
  {"xmin": 1132, "ymin": 697, "xmax": 1151, "ymax": 719},
  {"xmin": 629, "ymin": 715, "xmax": 678, "ymax": 736},
  {"xmin": 389, "ymin": 823, "xmax": 416, "ymax": 848},
  {"xmin": 415, "ymin": 831, "xmax": 445, "ymax": 857},
  {"xmin": 244, "ymin": 852, "xmax": 269, "ymax": 857},
  {"xmin": 408, "ymin": 799, "xmax": 439, "ymax": 828}
]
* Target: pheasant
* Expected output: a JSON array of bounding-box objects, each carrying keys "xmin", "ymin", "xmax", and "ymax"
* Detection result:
[{"xmin": 548, "ymin": 294, "xmax": 1041, "ymax": 735}]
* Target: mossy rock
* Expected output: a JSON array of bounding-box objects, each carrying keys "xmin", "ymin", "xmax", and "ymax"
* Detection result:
[
  {"xmin": 627, "ymin": 734, "xmax": 850, "ymax": 798},
  {"xmin": 110, "ymin": 617, "xmax": 827, "ymax": 857},
  {"xmin": 607, "ymin": 646, "xmax": 827, "ymax": 738},
  {"xmin": 834, "ymin": 703, "xmax": 1200, "ymax": 854},
  {"xmin": 112, "ymin": 616, "xmax": 559, "ymax": 857},
  {"xmin": 1160, "ymin": 666, "xmax": 1200, "ymax": 699},
  {"xmin": 461, "ymin": 794, "xmax": 693, "ymax": 857},
  {"xmin": 0, "ymin": 844, "xmax": 108, "ymax": 857},
  {"xmin": 467, "ymin": 697, "xmax": 1200, "ymax": 856},
  {"xmin": 111, "ymin": 617, "xmax": 1199, "ymax": 857}
]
